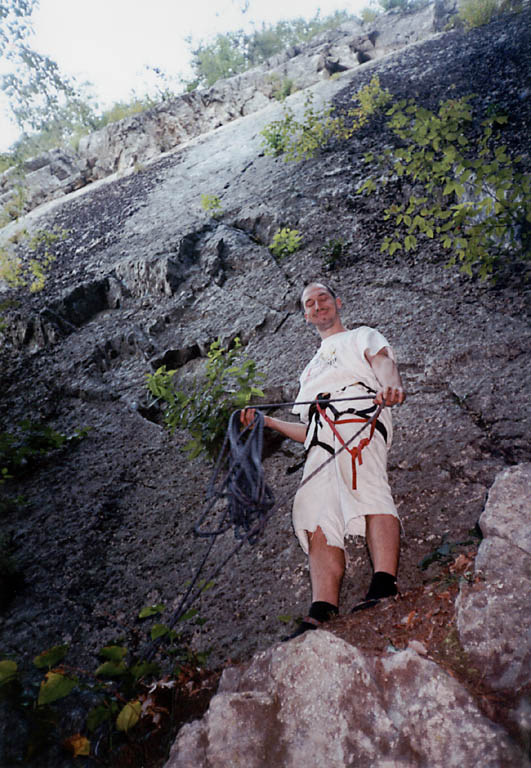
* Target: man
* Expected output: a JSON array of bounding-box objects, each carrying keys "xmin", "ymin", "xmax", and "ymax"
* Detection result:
[{"xmin": 242, "ymin": 281, "xmax": 405, "ymax": 638}]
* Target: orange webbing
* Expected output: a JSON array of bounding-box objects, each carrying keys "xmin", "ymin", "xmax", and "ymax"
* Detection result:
[{"xmin": 316, "ymin": 404, "xmax": 377, "ymax": 490}]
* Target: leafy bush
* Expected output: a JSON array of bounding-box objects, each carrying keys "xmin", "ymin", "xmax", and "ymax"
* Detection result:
[
  {"xmin": 0, "ymin": 604, "xmax": 211, "ymax": 765},
  {"xmin": 261, "ymin": 75, "xmax": 529, "ymax": 279},
  {"xmin": 260, "ymin": 77, "xmax": 391, "ymax": 162},
  {"xmin": 261, "ymin": 93, "xmax": 341, "ymax": 162},
  {"xmin": 146, "ymin": 338, "xmax": 265, "ymax": 460},
  {"xmin": 0, "ymin": 226, "xmax": 68, "ymax": 293},
  {"xmin": 322, "ymin": 238, "xmax": 348, "ymax": 270},
  {"xmin": 458, "ymin": 0, "xmax": 523, "ymax": 28},
  {"xmin": 269, "ymin": 75, "xmax": 296, "ymax": 102},
  {"xmin": 269, "ymin": 227, "xmax": 303, "ymax": 259},
  {"xmin": 358, "ymin": 94, "xmax": 530, "ymax": 279},
  {"xmin": 200, "ymin": 193, "xmax": 223, "ymax": 217},
  {"xmin": 360, "ymin": 6, "xmax": 382, "ymax": 22}
]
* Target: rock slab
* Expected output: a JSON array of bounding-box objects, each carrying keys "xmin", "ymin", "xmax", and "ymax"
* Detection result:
[
  {"xmin": 167, "ymin": 632, "xmax": 524, "ymax": 768},
  {"xmin": 456, "ymin": 463, "xmax": 531, "ymax": 691}
]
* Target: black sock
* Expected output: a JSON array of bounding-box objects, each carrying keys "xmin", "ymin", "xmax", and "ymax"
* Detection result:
[
  {"xmin": 308, "ymin": 601, "xmax": 338, "ymax": 623},
  {"xmin": 365, "ymin": 571, "xmax": 397, "ymax": 601}
]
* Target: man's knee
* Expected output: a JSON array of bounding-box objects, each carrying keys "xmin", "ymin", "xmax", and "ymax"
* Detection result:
[{"xmin": 366, "ymin": 514, "xmax": 400, "ymax": 535}]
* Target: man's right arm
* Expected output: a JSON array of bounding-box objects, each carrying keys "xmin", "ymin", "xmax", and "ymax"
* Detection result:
[{"xmin": 240, "ymin": 409, "xmax": 307, "ymax": 443}]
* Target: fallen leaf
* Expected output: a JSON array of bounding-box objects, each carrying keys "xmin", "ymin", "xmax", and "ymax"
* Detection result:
[{"xmin": 64, "ymin": 733, "xmax": 90, "ymax": 757}]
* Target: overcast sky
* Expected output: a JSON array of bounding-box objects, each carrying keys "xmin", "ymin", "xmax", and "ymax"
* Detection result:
[{"xmin": 0, "ymin": 0, "xmax": 367, "ymax": 151}]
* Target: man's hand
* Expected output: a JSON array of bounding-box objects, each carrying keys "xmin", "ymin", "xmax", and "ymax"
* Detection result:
[
  {"xmin": 240, "ymin": 407, "xmax": 257, "ymax": 429},
  {"xmin": 374, "ymin": 386, "xmax": 406, "ymax": 407}
]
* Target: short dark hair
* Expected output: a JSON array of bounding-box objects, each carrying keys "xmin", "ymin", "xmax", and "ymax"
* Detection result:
[{"xmin": 299, "ymin": 281, "xmax": 337, "ymax": 311}]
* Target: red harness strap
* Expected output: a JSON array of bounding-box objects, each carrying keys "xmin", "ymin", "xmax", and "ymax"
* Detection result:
[{"xmin": 316, "ymin": 402, "xmax": 377, "ymax": 490}]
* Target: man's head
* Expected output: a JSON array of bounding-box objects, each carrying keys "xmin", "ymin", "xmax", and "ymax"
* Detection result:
[{"xmin": 300, "ymin": 281, "xmax": 345, "ymax": 338}]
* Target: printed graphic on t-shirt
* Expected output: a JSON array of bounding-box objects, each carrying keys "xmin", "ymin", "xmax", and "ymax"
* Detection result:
[{"xmin": 304, "ymin": 345, "xmax": 337, "ymax": 381}]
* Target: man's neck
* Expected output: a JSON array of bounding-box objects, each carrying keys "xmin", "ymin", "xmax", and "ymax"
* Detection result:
[{"xmin": 318, "ymin": 321, "xmax": 346, "ymax": 340}]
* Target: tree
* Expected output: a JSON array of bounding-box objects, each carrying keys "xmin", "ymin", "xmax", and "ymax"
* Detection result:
[{"xmin": 0, "ymin": 0, "xmax": 93, "ymax": 135}]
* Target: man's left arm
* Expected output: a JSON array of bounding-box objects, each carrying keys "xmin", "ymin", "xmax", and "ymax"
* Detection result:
[{"xmin": 365, "ymin": 347, "xmax": 406, "ymax": 406}]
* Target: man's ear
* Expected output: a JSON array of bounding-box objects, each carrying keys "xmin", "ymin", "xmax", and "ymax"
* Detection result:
[{"xmin": 336, "ymin": 297, "xmax": 342, "ymax": 310}]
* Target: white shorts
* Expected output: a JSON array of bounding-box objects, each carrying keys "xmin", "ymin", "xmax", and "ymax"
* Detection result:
[{"xmin": 292, "ymin": 392, "xmax": 398, "ymax": 554}]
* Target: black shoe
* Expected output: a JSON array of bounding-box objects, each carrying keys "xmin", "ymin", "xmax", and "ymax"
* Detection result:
[
  {"xmin": 351, "ymin": 571, "xmax": 398, "ymax": 613},
  {"xmin": 350, "ymin": 597, "xmax": 383, "ymax": 613}
]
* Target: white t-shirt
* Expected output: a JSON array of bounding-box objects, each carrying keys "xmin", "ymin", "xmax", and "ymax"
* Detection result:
[{"xmin": 292, "ymin": 327, "xmax": 394, "ymax": 424}]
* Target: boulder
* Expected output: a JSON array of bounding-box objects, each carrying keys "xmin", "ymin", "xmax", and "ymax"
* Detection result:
[
  {"xmin": 168, "ymin": 632, "xmax": 524, "ymax": 767},
  {"xmin": 456, "ymin": 463, "xmax": 531, "ymax": 691},
  {"xmin": 0, "ymin": 147, "xmax": 87, "ymax": 216}
]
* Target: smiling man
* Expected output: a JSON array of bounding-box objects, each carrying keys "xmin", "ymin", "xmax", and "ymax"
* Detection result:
[{"xmin": 242, "ymin": 281, "xmax": 405, "ymax": 638}]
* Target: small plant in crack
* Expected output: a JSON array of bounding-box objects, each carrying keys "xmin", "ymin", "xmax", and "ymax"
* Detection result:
[
  {"xmin": 269, "ymin": 227, "xmax": 302, "ymax": 259},
  {"xmin": 200, "ymin": 194, "xmax": 223, "ymax": 218}
]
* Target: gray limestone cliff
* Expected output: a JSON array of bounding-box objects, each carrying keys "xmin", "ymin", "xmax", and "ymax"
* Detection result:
[
  {"xmin": 0, "ymin": 6, "xmax": 529, "ymax": 767},
  {"xmin": 0, "ymin": 1, "xmax": 458, "ymax": 217}
]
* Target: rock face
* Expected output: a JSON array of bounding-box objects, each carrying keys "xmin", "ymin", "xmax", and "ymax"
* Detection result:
[
  {"xmin": 0, "ymin": 147, "xmax": 87, "ymax": 216},
  {"xmin": 0, "ymin": 2, "xmax": 456, "ymax": 217},
  {"xmin": 168, "ymin": 632, "xmax": 524, "ymax": 768},
  {"xmin": 0, "ymin": 9, "xmax": 530, "ymax": 768},
  {"xmin": 456, "ymin": 464, "xmax": 531, "ymax": 692}
]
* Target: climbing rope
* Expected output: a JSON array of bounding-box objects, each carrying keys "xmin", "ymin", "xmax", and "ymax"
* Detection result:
[
  {"xmin": 194, "ymin": 409, "xmax": 275, "ymax": 543},
  {"xmin": 142, "ymin": 395, "xmax": 383, "ymax": 660}
]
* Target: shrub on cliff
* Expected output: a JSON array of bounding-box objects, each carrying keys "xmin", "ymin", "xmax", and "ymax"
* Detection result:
[{"xmin": 146, "ymin": 338, "xmax": 265, "ymax": 461}]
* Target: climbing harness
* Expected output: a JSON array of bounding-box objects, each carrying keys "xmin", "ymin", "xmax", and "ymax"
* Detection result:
[
  {"xmin": 289, "ymin": 383, "xmax": 388, "ymax": 490},
  {"xmin": 143, "ymin": 393, "xmax": 384, "ymax": 660}
]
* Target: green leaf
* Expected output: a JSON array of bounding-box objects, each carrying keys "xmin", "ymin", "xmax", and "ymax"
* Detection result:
[
  {"xmin": 0, "ymin": 659, "xmax": 17, "ymax": 686},
  {"xmin": 95, "ymin": 661, "xmax": 127, "ymax": 677},
  {"xmin": 404, "ymin": 235, "xmax": 418, "ymax": 252},
  {"xmin": 37, "ymin": 671, "xmax": 77, "ymax": 706},
  {"xmin": 33, "ymin": 645, "xmax": 69, "ymax": 670},
  {"xmin": 388, "ymin": 241, "xmax": 402, "ymax": 256},
  {"xmin": 138, "ymin": 604, "xmax": 165, "ymax": 619},
  {"xmin": 116, "ymin": 700, "xmax": 142, "ymax": 732},
  {"xmin": 99, "ymin": 645, "xmax": 128, "ymax": 662},
  {"xmin": 179, "ymin": 608, "xmax": 199, "ymax": 622},
  {"xmin": 130, "ymin": 661, "xmax": 160, "ymax": 681},
  {"xmin": 151, "ymin": 623, "xmax": 169, "ymax": 641}
]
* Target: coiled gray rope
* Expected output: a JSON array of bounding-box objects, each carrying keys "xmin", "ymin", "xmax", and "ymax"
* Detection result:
[{"xmin": 194, "ymin": 409, "xmax": 275, "ymax": 543}]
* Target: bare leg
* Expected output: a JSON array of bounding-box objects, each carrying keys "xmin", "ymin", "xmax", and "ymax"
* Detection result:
[
  {"xmin": 365, "ymin": 514, "xmax": 400, "ymax": 576},
  {"xmin": 307, "ymin": 526, "xmax": 345, "ymax": 606}
]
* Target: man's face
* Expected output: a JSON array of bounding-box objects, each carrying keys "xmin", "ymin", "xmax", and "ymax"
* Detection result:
[{"xmin": 301, "ymin": 283, "xmax": 341, "ymax": 332}]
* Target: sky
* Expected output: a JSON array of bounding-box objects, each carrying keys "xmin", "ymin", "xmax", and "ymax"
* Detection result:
[{"xmin": 0, "ymin": 0, "xmax": 368, "ymax": 151}]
